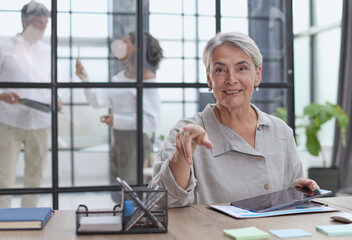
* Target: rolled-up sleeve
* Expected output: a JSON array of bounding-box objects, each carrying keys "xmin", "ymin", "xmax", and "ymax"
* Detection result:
[{"xmin": 148, "ymin": 120, "xmax": 198, "ymax": 208}]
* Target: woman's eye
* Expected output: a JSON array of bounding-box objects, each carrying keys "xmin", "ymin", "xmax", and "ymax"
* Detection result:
[
  {"xmin": 214, "ymin": 68, "xmax": 225, "ymax": 74},
  {"xmin": 239, "ymin": 66, "xmax": 249, "ymax": 71},
  {"xmin": 239, "ymin": 66, "xmax": 247, "ymax": 71}
]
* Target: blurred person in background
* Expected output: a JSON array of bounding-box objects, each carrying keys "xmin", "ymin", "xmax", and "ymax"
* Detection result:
[
  {"xmin": 76, "ymin": 31, "xmax": 163, "ymax": 202},
  {"xmin": 0, "ymin": 0, "xmax": 62, "ymax": 207}
]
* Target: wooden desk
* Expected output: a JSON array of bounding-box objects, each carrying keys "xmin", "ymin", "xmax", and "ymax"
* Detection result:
[{"xmin": 0, "ymin": 196, "xmax": 351, "ymax": 239}]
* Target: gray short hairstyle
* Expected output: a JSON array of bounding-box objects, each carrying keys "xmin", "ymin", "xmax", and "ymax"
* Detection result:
[
  {"xmin": 21, "ymin": 1, "xmax": 50, "ymax": 19},
  {"xmin": 203, "ymin": 32, "xmax": 263, "ymax": 71}
]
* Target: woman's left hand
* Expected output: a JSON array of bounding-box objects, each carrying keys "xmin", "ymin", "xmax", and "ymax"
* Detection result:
[
  {"xmin": 294, "ymin": 178, "xmax": 320, "ymax": 195},
  {"xmin": 100, "ymin": 114, "xmax": 113, "ymax": 127}
]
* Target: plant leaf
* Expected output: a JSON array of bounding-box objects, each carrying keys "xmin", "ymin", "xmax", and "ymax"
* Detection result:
[{"xmin": 306, "ymin": 126, "xmax": 321, "ymax": 156}]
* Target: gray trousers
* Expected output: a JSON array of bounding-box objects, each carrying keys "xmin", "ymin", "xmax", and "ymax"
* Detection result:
[
  {"xmin": 110, "ymin": 129, "xmax": 152, "ymax": 189},
  {"xmin": 0, "ymin": 122, "xmax": 50, "ymax": 208}
]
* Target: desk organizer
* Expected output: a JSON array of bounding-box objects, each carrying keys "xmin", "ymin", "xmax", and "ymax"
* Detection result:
[{"xmin": 76, "ymin": 187, "xmax": 168, "ymax": 234}]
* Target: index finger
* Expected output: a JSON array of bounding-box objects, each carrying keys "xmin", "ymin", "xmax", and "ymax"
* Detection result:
[{"xmin": 183, "ymin": 124, "xmax": 213, "ymax": 149}]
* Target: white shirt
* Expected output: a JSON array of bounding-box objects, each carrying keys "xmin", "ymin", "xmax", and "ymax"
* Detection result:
[
  {"xmin": 83, "ymin": 71, "xmax": 161, "ymax": 133},
  {"xmin": 149, "ymin": 104, "xmax": 303, "ymax": 207},
  {"xmin": 0, "ymin": 35, "xmax": 51, "ymax": 129}
]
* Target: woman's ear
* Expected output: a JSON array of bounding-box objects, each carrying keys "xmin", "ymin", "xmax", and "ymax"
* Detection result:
[
  {"xmin": 254, "ymin": 65, "xmax": 262, "ymax": 87},
  {"xmin": 22, "ymin": 18, "xmax": 29, "ymax": 29},
  {"xmin": 207, "ymin": 72, "xmax": 212, "ymax": 89}
]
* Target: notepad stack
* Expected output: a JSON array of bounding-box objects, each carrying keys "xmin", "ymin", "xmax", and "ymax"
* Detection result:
[
  {"xmin": 223, "ymin": 226, "xmax": 269, "ymax": 240},
  {"xmin": 316, "ymin": 224, "xmax": 352, "ymax": 236},
  {"xmin": 78, "ymin": 216, "xmax": 122, "ymax": 232}
]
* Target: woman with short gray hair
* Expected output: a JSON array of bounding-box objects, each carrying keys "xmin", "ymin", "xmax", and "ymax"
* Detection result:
[{"xmin": 150, "ymin": 31, "xmax": 319, "ymax": 207}]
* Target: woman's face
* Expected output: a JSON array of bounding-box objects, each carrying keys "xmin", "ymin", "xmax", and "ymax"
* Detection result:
[
  {"xmin": 119, "ymin": 34, "xmax": 136, "ymax": 62},
  {"xmin": 22, "ymin": 16, "xmax": 48, "ymax": 41},
  {"xmin": 207, "ymin": 44, "xmax": 262, "ymax": 111}
]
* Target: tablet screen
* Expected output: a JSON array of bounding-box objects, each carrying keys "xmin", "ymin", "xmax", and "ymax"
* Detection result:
[{"xmin": 230, "ymin": 187, "xmax": 331, "ymax": 212}]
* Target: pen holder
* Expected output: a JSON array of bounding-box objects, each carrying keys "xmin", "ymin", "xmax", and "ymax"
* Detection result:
[
  {"xmin": 122, "ymin": 187, "xmax": 168, "ymax": 233},
  {"xmin": 75, "ymin": 187, "xmax": 168, "ymax": 234}
]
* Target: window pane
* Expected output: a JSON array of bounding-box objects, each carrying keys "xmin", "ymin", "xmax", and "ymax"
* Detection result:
[
  {"xmin": 313, "ymin": 0, "xmax": 343, "ymax": 27},
  {"xmin": 57, "ymin": 13, "xmax": 70, "ymax": 37},
  {"xmin": 252, "ymin": 88, "xmax": 288, "ymax": 115},
  {"xmin": 59, "ymin": 192, "xmax": 115, "ymax": 209},
  {"xmin": 72, "ymin": 14, "xmax": 108, "ymax": 38},
  {"xmin": 221, "ymin": 0, "xmax": 248, "ymax": 17},
  {"xmin": 184, "ymin": 0, "xmax": 196, "ymax": 14},
  {"xmin": 199, "ymin": 16, "xmax": 216, "ymax": 40},
  {"xmin": 5, "ymin": 194, "xmax": 52, "ymax": 208},
  {"xmin": 184, "ymin": 16, "xmax": 197, "ymax": 40},
  {"xmin": 157, "ymin": 59, "xmax": 183, "ymax": 83},
  {"xmin": 198, "ymin": 0, "xmax": 215, "ymax": 15},
  {"xmin": 73, "ymin": 151, "xmax": 110, "ymax": 186},
  {"xmin": 292, "ymin": 0, "xmax": 310, "ymax": 34},
  {"xmin": 184, "ymin": 59, "xmax": 197, "ymax": 83},
  {"xmin": 149, "ymin": 0, "xmax": 182, "ymax": 14},
  {"xmin": 160, "ymin": 41, "xmax": 183, "ymax": 58},
  {"xmin": 221, "ymin": 17, "xmax": 249, "ymax": 34},
  {"xmin": 315, "ymin": 29, "xmax": 341, "ymax": 147},
  {"xmin": 294, "ymin": 37, "xmax": 310, "ymax": 117},
  {"xmin": 71, "ymin": 0, "xmax": 108, "ymax": 12},
  {"xmin": 184, "ymin": 41, "xmax": 197, "ymax": 58},
  {"xmin": 150, "ymin": 15, "xmax": 183, "ymax": 39},
  {"xmin": 315, "ymin": 29, "xmax": 340, "ymax": 105},
  {"xmin": 142, "ymin": 86, "xmax": 161, "ymax": 185},
  {"xmin": 0, "ymin": 12, "xmax": 22, "ymax": 36}
]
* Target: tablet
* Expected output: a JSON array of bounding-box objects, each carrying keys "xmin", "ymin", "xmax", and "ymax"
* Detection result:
[{"xmin": 230, "ymin": 187, "xmax": 332, "ymax": 212}]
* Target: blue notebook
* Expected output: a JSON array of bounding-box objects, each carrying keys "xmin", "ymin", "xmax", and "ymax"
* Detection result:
[{"xmin": 0, "ymin": 207, "xmax": 53, "ymax": 230}]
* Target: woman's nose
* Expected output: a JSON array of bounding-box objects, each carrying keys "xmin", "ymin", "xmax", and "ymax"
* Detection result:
[{"xmin": 226, "ymin": 69, "xmax": 238, "ymax": 84}]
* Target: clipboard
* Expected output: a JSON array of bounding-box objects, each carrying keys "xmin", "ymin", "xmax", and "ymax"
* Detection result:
[{"xmin": 20, "ymin": 98, "xmax": 51, "ymax": 113}]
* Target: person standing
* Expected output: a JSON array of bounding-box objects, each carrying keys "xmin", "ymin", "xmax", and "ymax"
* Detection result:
[
  {"xmin": 0, "ymin": 1, "xmax": 61, "ymax": 207},
  {"xmin": 76, "ymin": 31, "xmax": 163, "ymax": 200}
]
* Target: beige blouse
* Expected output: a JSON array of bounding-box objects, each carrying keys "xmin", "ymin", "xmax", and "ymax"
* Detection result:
[{"xmin": 149, "ymin": 104, "xmax": 303, "ymax": 208}]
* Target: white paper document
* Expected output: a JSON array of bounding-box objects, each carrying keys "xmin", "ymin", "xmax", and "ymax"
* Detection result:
[{"xmin": 209, "ymin": 202, "xmax": 337, "ymax": 219}]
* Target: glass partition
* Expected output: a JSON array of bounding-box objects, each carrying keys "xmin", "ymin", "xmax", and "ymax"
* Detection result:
[{"xmin": 0, "ymin": 0, "xmax": 295, "ymax": 209}]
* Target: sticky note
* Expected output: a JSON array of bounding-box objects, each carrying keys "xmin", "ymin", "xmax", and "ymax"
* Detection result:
[
  {"xmin": 269, "ymin": 229, "xmax": 312, "ymax": 238},
  {"xmin": 316, "ymin": 224, "xmax": 352, "ymax": 236},
  {"xmin": 224, "ymin": 226, "xmax": 269, "ymax": 239},
  {"xmin": 124, "ymin": 200, "xmax": 134, "ymax": 216}
]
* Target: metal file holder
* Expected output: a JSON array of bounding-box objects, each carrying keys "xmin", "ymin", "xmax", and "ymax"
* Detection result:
[{"xmin": 75, "ymin": 187, "xmax": 168, "ymax": 234}]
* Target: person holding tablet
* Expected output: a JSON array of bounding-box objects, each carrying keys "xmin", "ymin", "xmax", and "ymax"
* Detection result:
[{"xmin": 149, "ymin": 31, "xmax": 319, "ymax": 207}]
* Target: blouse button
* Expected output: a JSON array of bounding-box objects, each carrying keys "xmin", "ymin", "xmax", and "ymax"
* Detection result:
[
  {"xmin": 257, "ymin": 156, "xmax": 262, "ymax": 161},
  {"xmin": 257, "ymin": 125, "xmax": 262, "ymax": 131},
  {"xmin": 264, "ymin": 184, "xmax": 270, "ymax": 189}
]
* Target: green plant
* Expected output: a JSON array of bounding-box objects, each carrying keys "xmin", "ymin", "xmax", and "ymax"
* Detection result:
[
  {"xmin": 274, "ymin": 102, "xmax": 349, "ymax": 166},
  {"xmin": 303, "ymin": 102, "xmax": 349, "ymax": 156}
]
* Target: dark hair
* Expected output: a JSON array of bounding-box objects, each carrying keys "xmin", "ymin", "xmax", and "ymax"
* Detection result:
[
  {"xmin": 128, "ymin": 31, "xmax": 163, "ymax": 70},
  {"xmin": 21, "ymin": 1, "xmax": 50, "ymax": 19}
]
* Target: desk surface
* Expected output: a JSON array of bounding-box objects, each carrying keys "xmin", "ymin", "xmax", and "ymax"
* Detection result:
[{"xmin": 0, "ymin": 196, "xmax": 351, "ymax": 240}]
